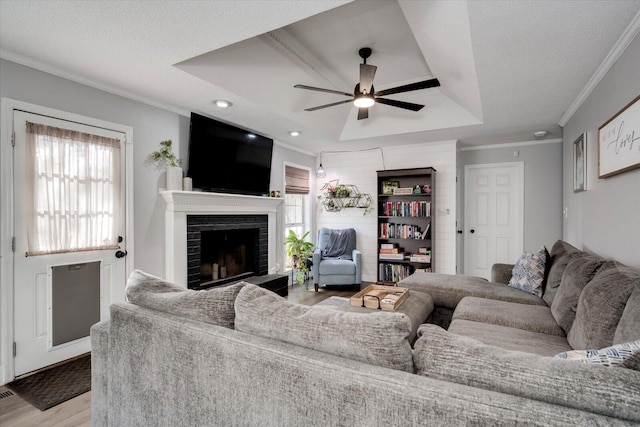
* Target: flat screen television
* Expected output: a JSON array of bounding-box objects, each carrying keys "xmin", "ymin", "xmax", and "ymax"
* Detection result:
[{"xmin": 187, "ymin": 112, "xmax": 273, "ymax": 196}]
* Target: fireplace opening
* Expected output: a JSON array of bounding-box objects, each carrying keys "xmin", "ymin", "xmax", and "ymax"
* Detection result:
[
  {"xmin": 200, "ymin": 229, "xmax": 257, "ymax": 286},
  {"xmin": 187, "ymin": 214, "xmax": 268, "ymax": 290}
]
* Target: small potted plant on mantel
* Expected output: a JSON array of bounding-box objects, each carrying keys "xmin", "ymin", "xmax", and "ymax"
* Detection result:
[
  {"xmin": 284, "ymin": 230, "xmax": 314, "ymax": 286},
  {"xmin": 147, "ymin": 139, "xmax": 183, "ymax": 191}
]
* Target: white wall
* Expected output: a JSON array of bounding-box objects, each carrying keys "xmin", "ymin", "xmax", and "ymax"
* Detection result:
[
  {"xmin": 316, "ymin": 141, "xmax": 458, "ymax": 281},
  {"xmin": 562, "ymin": 34, "xmax": 640, "ymax": 269}
]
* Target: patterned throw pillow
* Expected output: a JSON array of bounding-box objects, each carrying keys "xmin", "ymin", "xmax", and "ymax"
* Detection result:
[
  {"xmin": 554, "ymin": 340, "xmax": 640, "ymax": 367},
  {"xmin": 508, "ymin": 246, "xmax": 549, "ymax": 297}
]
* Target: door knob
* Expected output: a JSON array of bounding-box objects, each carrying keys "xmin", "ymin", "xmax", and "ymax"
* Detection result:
[
  {"xmin": 470, "ymin": 229, "xmax": 475, "ymax": 234},
  {"xmin": 115, "ymin": 250, "xmax": 128, "ymax": 258}
]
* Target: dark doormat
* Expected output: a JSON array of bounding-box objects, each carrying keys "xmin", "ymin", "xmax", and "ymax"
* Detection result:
[{"xmin": 7, "ymin": 353, "xmax": 91, "ymax": 411}]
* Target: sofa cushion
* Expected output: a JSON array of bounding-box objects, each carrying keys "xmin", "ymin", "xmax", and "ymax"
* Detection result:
[
  {"xmin": 125, "ymin": 269, "xmax": 246, "ymax": 329},
  {"xmin": 452, "ymin": 297, "xmax": 564, "ymax": 336},
  {"xmin": 413, "ymin": 324, "xmax": 640, "ymax": 422},
  {"xmin": 234, "ymin": 284, "xmax": 414, "ymax": 372},
  {"xmin": 542, "ymin": 240, "xmax": 582, "ymax": 306},
  {"xmin": 508, "ymin": 245, "xmax": 549, "ymax": 297},
  {"xmin": 318, "ymin": 258, "xmax": 356, "ymax": 275},
  {"xmin": 550, "ymin": 255, "xmax": 607, "ymax": 334},
  {"xmin": 567, "ymin": 263, "xmax": 639, "ymax": 349},
  {"xmin": 399, "ymin": 272, "xmax": 546, "ymax": 310},
  {"xmin": 615, "ymin": 280, "xmax": 640, "ymax": 345},
  {"xmin": 554, "ymin": 340, "xmax": 640, "ymax": 367},
  {"xmin": 448, "ymin": 319, "xmax": 571, "ymax": 356}
]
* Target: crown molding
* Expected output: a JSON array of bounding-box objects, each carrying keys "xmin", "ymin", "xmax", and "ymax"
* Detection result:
[
  {"xmin": 558, "ymin": 11, "xmax": 640, "ymax": 127},
  {"xmin": 0, "ymin": 49, "xmax": 191, "ymax": 117},
  {"xmin": 459, "ymin": 138, "xmax": 563, "ymax": 151}
]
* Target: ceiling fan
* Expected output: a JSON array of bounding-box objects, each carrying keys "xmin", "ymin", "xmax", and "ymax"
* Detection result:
[{"xmin": 294, "ymin": 47, "xmax": 440, "ymax": 120}]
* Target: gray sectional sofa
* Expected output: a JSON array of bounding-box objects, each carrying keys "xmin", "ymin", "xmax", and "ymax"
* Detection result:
[{"xmin": 91, "ymin": 240, "xmax": 640, "ymax": 426}]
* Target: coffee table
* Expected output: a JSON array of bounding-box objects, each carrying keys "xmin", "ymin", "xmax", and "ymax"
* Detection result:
[{"xmin": 324, "ymin": 290, "xmax": 434, "ymax": 343}]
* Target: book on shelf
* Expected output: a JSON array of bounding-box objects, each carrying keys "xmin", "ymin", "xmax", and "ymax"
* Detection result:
[
  {"xmin": 414, "ymin": 267, "xmax": 432, "ymax": 273},
  {"xmin": 409, "ymin": 254, "xmax": 431, "ymax": 263},
  {"xmin": 379, "ymin": 252, "xmax": 405, "ymax": 260},
  {"xmin": 380, "ymin": 243, "xmax": 397, "ymax": 250},
  {"xmin": 379, "ymin": 247, "xmax": 400, "ymax": 254}
]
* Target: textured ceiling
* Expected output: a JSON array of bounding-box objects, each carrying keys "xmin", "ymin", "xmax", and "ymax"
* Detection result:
[{"xmin": 1, "ymin": 0, "xmax": 639, "ymax": 152}]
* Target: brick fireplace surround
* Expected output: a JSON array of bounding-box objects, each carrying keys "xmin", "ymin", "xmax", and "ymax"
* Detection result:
[{"xmin": 160, "ymin": 191, "xmax": 285, "ymax": 288}]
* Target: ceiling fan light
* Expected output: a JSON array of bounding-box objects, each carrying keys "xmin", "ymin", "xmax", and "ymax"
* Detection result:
[{"xmin": 354, "ymin": 95, "xmax": 375, "ymax": 108}]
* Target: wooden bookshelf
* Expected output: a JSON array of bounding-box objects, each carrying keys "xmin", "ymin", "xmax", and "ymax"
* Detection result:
[{"xmin": 377, "ymin": 167, "xmax": 436, "ymax": 284}]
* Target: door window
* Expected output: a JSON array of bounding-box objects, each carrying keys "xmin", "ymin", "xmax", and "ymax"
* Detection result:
[{"xmin": 25, "ymin": 121, "xmax": 121, "ymax": 256}]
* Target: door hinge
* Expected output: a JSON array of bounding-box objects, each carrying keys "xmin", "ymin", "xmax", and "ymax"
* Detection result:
[
  {"xmin": 13, "ymin": 342, "xmax": 16, "ymax": 357},
  {"xmin": 11, "ymin": 131, "xmax": 16, "ymax": 147},
  {"xmin": 11, "ymin": 237, "xmax": 16, "ymax": 252}
]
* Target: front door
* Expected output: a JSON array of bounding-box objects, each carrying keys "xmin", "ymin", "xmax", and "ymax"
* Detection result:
[
  {"xmin": 12, "ymin": 109, "xmax": 128, "ymax": 377},
  {"xmin": 464, "ymin": 162, "xmax": 523, "ymax": 279}
]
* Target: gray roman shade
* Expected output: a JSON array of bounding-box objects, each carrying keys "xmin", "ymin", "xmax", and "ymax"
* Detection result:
[{"xmin": 285, "ymin": 165, "xmax": 310, "ymax": 194}]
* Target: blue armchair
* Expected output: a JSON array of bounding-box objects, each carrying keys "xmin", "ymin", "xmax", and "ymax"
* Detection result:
[{"xmin": 312, "ymin": 228, "xmax": 362, "ymax": 292}]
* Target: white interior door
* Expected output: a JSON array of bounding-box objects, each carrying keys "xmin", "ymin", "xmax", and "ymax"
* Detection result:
[
  {"xmin": 464, "ymin": 162, "xmax": 523, "ymax": 279},
  {"xmin": 12, "ymin": 110, "xmax": 128, "ymax": 377}
]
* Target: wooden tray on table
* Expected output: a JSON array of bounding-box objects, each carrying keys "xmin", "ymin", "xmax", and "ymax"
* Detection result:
[{"xmin": 350, "ymin": 284, "xmax": 409, "ymax": 311}]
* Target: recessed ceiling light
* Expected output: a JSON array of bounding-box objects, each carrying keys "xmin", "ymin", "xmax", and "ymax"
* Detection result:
[
  {"xmin": 214, "ymin": 100, "xmax": 232, "ymax": 108},
  {"xmin": 288, "ymin": 130, "xmax": 301, "ymax": 137}
]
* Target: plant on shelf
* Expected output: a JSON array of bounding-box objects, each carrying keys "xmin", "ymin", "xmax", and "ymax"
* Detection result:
[
  {"xmin": 318, "ymin": 181, "xmax": 372, "ymax": 215},
  {"xmin": 334, "ymin": 184, "xmax": 351, "ymax": 198},
  {"xmin": 146, "ymin": 139, "xmax": 183, "ymax": 191},
  {"xmin": 147, "ymin": 139, "xmax": 181, "ymax": 169},
  {"xmin": 284, "ymin": 230, "xmax": 314, "ymax": 285}
]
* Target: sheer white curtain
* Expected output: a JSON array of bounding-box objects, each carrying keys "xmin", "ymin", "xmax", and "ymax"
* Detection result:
[{"xmin": 25, "ymin": 121, "xmax": 121, "ymax": 256}]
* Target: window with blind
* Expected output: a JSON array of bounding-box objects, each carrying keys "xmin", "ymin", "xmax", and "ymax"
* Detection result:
[
  {"xmin": 284, "ymin": 165, "xmax": 310, "ymax": 268},
  {"xmin": 25, "ymin": 121, "xmax": 121, "ymax": 256}
]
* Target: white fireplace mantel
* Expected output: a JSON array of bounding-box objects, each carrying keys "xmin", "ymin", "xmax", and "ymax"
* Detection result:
[{"xmin": 160, "ymin": 191, "xmax": 285, "ymax": 287}]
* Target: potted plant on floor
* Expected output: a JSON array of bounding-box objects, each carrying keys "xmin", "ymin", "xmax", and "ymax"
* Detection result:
[
  {"xmin": 147, "ymin": 139, "xmax": 183, "ymax": 190},
  {"xmin": 284, "ymin": 230, "xmax": 314, "ymax": 286}
]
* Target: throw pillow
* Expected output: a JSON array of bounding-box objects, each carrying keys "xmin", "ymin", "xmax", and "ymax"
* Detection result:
[
  {"xmin": 554, "ymin": 340, "xmax": 640, "ymax": 367},
  {"xmin": 234, "ymin": 284, "xmax": 414, "ymax": 372},
  {"xmin": 508, "ymin": 246, "xmax": 549, "ymax": 297},
  {"xmin": 125, "ymin": 269, "xmax": 246, "ymax": 329}
]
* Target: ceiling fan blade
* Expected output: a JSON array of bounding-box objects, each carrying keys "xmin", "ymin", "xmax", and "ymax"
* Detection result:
[
  {"xmin": 304, "ymin": 99, "xmax": 354, "ymax": 111},
  {"xmin": 375, "ymin": 97, "xmax": 424, "ymax": 112},
  {"xmin": 357, "ymin": 108, "xmax": 369, "ymax": 120},
  {"xmin": 294, "ymin": 84, "xmax": 353, "ymax": 97},
  {"xmin": 374, "ymin": 78, "xmax": 440, "ymax": 97},
  {"xmin": 359, "ymin": 64, "xmax": 377, "ymax": 94}
]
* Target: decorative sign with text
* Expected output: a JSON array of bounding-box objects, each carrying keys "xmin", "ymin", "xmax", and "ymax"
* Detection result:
[{"xmin": 598, "ymin": 95, "xmax": 640, "ymax": 178}]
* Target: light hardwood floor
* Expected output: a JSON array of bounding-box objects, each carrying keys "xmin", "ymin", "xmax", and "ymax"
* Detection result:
[{"xmin": 0, "ymin": 282, "xmax": 359, "ymax": 426}]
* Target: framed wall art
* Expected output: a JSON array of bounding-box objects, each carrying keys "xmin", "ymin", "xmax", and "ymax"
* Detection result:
[
  {"xmin": 598, "ymin": 94, "xmax": 640, "ymax": 178},
  {"xmin": 573, "ymin": 133, "xmax": 586, "ymax": 192}
]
